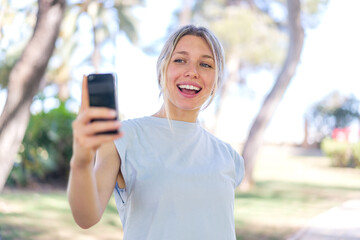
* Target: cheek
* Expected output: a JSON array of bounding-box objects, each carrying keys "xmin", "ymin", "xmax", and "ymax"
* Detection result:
[
  {"xmin": 166, "ymin": 65, "xmax": 180, "ymax": 82},
  {"xmin": 203, "ymin": 74, "xmax": 216, "ymax": 91}
]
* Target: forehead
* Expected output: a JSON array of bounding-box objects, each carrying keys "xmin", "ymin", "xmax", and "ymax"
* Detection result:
[{"xmin": 173, "ymin": 35, "xmax": 213, "ymax": 57}]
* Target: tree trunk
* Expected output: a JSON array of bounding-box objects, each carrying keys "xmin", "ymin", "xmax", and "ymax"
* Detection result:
[
  {"xmin": 240, "ymin": 0, "xmax": 304, "ymax": 190},
  {"xmin": 179, "ymin": 0, "xmax": 192, "ymax": 26},
  {"xmin": 302, "ymin": 117, "xmax": 309, "ymax": 147},
  {"xmin": 91, "ymin": 24, "xmax": 101, "ymax": 72},
  {"xmin": 0, "ymin": 0, "xmax": 66, "ymax": 192}
]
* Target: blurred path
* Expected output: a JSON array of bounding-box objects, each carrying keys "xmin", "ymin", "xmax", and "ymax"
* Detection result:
[{"xmin": 287, "ymin": 200, "xmax": 360, "ymax": 240}]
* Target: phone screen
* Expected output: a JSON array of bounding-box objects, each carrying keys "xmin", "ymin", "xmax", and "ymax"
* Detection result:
[{"xmin": 87, "ymin": 73, "xmax": 119, "ymax": 134}]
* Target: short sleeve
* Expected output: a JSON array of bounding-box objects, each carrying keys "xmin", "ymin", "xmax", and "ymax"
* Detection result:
[
  {"xmin": 233, "ymin": 150, "xmax": 245, "ymax": 188},
  {"xmin": 113, "ymin": 121, "xmax": 129, "ymax": 167},
  {"xmin": 113, "ymin": 120, "xmax": 135, "ymax": 191}
]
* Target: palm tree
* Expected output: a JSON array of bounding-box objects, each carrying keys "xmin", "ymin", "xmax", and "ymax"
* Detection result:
[
  {"xmin": 0, "ymin": 0, "xmax": 143, "ymax": 191},
  {"xmin": 48, "ymin": 0, "xmax": 143, "ymax": 100}
]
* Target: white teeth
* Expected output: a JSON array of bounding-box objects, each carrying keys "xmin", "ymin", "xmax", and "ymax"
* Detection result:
[{"xmin": 178, "ymin": 84, "xmax": 201, "ymax": 91}]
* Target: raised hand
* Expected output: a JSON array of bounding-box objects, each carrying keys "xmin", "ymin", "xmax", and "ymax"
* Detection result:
[{"xmin": 71, "ymin": 75, "xmax": 123, "ymax": 168}]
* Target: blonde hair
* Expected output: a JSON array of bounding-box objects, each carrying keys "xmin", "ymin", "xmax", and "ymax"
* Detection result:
[{"xmin": 156, "ymin": 25, "xmax": 225, "ymax": 119}]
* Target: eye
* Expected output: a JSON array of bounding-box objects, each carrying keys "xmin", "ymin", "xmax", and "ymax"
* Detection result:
[
  {"xmin": 174, "ymin": 58, "xmax": 185, "ymax": 63},
  {"xmin": 200, "ymin": 63, "xmax": 213, "ymax": 68}
]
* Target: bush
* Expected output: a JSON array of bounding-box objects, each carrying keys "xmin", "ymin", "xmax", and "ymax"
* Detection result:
[
  {"xmin": 320, "ymin": 137, "xmax": 360, "ymax": 168},
  {"xmin": 352, "ymin": 142, "xmax": 360, "ymax": 167},
  {"xmin": 6, "ymin": 101, "xmax": 76, "ymax": 187}
]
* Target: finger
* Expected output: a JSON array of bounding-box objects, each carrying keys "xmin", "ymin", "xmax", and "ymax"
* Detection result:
[
  {"xmin": 80, "ymin": 75, "xmax": 90, "ymax": 111},
  {"xmin": 83, "ymin": 120, "xmax": 121, "ymax": 136},
  {"xmin": 78, "ymin": 107, "xmax": 117, "ymax": 124},
  {"xmin": 79, "ymin": 132, "xmax": 124, "ymax": 150}
]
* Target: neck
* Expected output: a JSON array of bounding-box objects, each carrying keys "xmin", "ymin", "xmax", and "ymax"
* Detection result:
[{"xmin": 152, "ymin": 105, "xmax": 199, "ymax": 123}]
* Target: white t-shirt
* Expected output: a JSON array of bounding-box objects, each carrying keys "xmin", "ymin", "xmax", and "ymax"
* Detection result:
[{"xmin": 113, "ymin": 116, "xmax": 244, "ymax": 240}]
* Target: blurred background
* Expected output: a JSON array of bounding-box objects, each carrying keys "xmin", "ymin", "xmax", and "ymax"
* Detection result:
[{"xmin": 0, "ymin": 0, "xmax": 359, "ymax": 239}]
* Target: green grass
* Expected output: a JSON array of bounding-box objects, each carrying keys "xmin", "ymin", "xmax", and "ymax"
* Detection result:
[
  {"xmin": 1, "ymin": 146, "xmax": 359, "ymax": 240},
  {"xmin": 234, "ymin": 145, "xmax": 360, "ymax": 240},
  {"xmin": 0, "ymin": 191, "xmax": 123, "ymax": 240}
]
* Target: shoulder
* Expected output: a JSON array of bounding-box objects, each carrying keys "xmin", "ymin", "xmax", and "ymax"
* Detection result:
[
  {"xmin": 114, "ymin": 117, "xmax": 144, "ymax": 146},
  {"xmin": 121, "ymin": 116, "xmax": 149, "ymax": 128},
  {"xmin": 200, "ymin": 127, "xmax": 237, "ymax": 153},
  {"xmin": 120, "ymin": 117, "xmax": 153, "ymax": 134},
  {"xmin": 115, "ymin": 116, "xmax": 159, "ymax": 144}
]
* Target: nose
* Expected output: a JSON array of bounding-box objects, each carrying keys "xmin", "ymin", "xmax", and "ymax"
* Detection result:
[{"xmin": 185, "ymin": 64, "xmax": 199, "ymax": 79}]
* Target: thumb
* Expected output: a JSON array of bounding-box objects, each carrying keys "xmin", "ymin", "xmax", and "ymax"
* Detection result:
[{"xmin": 80, "ymin": 75, "xmax": 90, "ymax": 111}]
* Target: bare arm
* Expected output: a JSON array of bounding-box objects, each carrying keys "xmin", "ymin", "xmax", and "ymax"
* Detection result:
[
  {"xmin": 67, "ymin": 76, "xmax": 123, "ymax": 229},
  {"xmin": 67, "ymin": 142, "xmax": 121, "ymax": 229}
]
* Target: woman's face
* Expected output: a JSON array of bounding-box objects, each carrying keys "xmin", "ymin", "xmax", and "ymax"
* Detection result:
[{"xmin": 164, "ymin": 35, "xmax": 216, "ymax": 118}]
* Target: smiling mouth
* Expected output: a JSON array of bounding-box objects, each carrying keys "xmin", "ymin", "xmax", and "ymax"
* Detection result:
[{"xmin": 177, "ymin": 84, "xmax": 202, "ymax": 95}]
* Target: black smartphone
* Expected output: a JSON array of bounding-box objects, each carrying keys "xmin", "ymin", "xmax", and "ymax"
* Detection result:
[{"xmin": 87, "ymin": 73, "xmax": 119, "ymax": 134}]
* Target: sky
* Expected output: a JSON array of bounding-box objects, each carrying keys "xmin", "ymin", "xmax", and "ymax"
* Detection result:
[
  {"xmin": 263, "ymin": 0, "xmax": 360, "ymax": 144},
  {"xmin": 1, "ymin": 0, "xmax": 359, "ymax": 145}
]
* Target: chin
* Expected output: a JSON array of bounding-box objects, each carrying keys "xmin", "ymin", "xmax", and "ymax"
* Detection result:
[{"xmin": 178, "ymin": 104, "xmax": 203, "ymax": 112}]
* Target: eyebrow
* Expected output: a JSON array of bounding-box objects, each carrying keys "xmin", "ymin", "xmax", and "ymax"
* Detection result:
[{"xmin": 173, "ymin": 51, "xmax": 214, "ymax": 60}]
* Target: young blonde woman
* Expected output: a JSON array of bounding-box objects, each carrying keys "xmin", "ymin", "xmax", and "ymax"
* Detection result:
[{"xmin": 68, "ymin": 25, "xmax": 244, "ymax": 240}]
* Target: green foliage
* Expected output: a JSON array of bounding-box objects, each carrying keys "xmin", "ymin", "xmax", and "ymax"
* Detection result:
[
  {"xmin": 191, "ymin": 0, "xmax": 287, "ymax": 70},
  {"xmin": 316, "ymin": 93, "xmax": 359, "ymax": 128},
  {"xmin": 0, "ymin": 1, "xmax": 37, "ymax": 88},
  {"xmin": 6, "ymin": 101, "xmax": 76, "ymax": 187},
  {"xmin": 352, "ymin": 142, "xmax": 360, "ymax": 167},
  {"xmin": 185, "ymin": 0, "xmax": 329, "ymax": 74},
  {"xmin": 303, "ymin": 0, "xmax": 329, "ymax": 15},
  {"xmin": 320, "ymin": 138, "xmax": 360, "ymax": 168},
  {"xmin": 302, "ymin": 0, "xmax": 330, "ymax": 27},
  {"xmin": 1, "ymin": 0, "xmax": 142, "ymax": 91},
  {"xmin": 210, "ymin": 5, "xmax": 286, "ymax": 68},
  {"xmin": 306, "ymin": 91, "xmax": 360, "ymax": 142}
]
